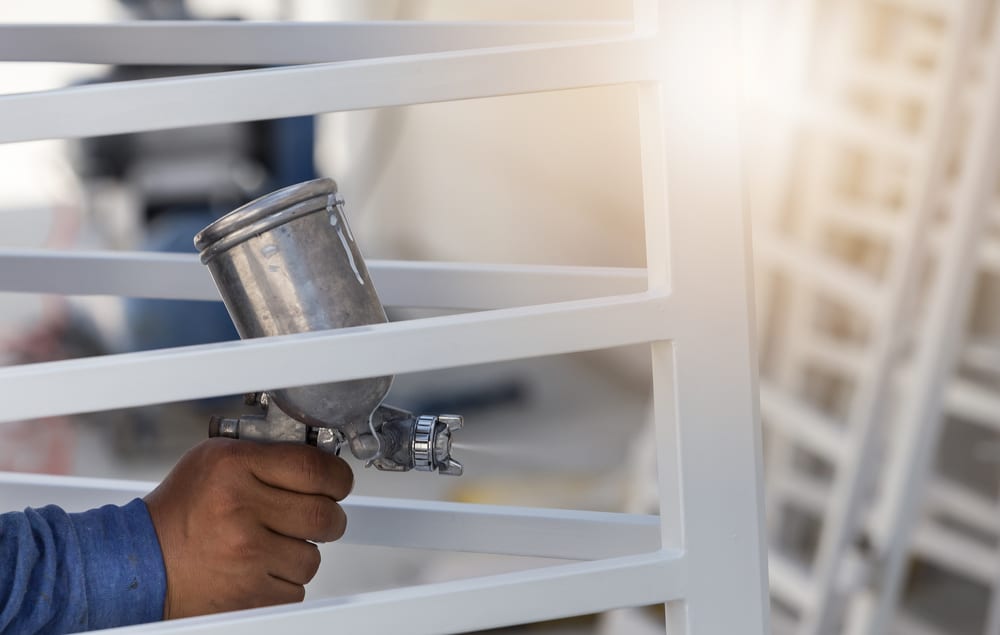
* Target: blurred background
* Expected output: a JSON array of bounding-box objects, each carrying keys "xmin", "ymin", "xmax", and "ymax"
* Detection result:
[{"xmin": 1, "ymin": 0, "xmax": 998, "ymax": 633}]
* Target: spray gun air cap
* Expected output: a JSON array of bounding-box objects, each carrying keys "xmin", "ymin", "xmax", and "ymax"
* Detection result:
[{"xmin": 434, "ymin": 414, "xmax": 464, "ymax": 476}]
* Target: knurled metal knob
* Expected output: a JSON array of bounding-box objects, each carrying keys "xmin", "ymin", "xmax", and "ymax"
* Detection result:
[
  {"xmin": 412, "ymin": 415, "xmax": 436, "ymax": 472},
  {"xmin": 410, "ymin": 414, "xmax": 464, "ymax": 475}
]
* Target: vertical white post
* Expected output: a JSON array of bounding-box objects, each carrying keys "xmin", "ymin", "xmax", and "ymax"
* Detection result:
[
  {"xmin": 641, "ymin": 1, "xmax": 769, "ymax": 632},
  {"xmin": 753, "ymin": 0, "xmax": 825, "ymax": 546}
]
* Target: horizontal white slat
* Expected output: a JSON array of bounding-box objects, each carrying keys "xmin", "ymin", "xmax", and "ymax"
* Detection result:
[
  {"xmin": 0, "ymin": 249, "xmax": 647, "ymax": 309},
  {"xmin": 0, "ymin": 250, "xmax": 216, "ymax": 300},
  {"xmin": 347, "ymin": 497, "xmax": 661, "ymax": 560},
  {"xmin": 0, "ymin": 472, "xmax": 154, "ymax": 511},
  {"xmin": 892, "ymin": 612, "xmax": 951, "ymax": 635},
  {"xmin": 754, "ymin": 230, "xmax": 883, "ymax": 312},
  {"xmin": 930, "ymin": 226, "xmax": 1000, "ymax": 276},
  {"xmin": 911, "ymin": 520, "xmax": 997, "ymax": 586},
  {"xmin": 102, "ymin": 550, "xmax": 683, "ymax": 634},
  {"xmin": 0, "ymin": 35, "xmax": 654, "ymax": 144},
  {"xmin": 0, "ymin": 292, "xmax": 671, "ymax": 422},
  {"xmin": 0, "ymin": 21, "xmax": 631, "ymax": 65},
  {"xmin": 770, "ymin": 471, "xmax": 830, "ymax": 515},
  {"xmin": 980, "ymin": 237, "xmax": 1000, "ymax": 275},
  {"xmin": 800, "ymin": 337, "xmax": 866, "ymax": 379},
  {"xmin": 0, "ymin": 471, "xmax": 661, "ymax": 560},
  {"xmin": 760, "ymin": 381, "xmax": 848, "ymax": 464},
  {"xmin": 945, "ymin": 377, "xmax": 1000, "ymax": 431},
  {"xmin": 369, "ymin": 260, "xmax": 647, "ymax": 311},
  {"xmin": 879, "ymin": 0, "xmax": 954, "ymax": 17},
  {"xmin": 926, "ymin": 477, "xmax": 1000, "ymax": 538},
  {"xmin": 847, "ymin": 63, "xmax": 934, "ymax": 103},
  {"xmin": 812, "ymin": 105, "xmax": 922, "ymax": 160},
  {"xmin": 768, "ymin": 550, "xmax": 815, "ymax": 611},
  {"xmin": 963, "ymin": 340, "xmax": 1000, "ymax": 374},
  {"xmin": 822, "ymin": 204, "xmax": 902, "ymax": 243},
  {"xmin": 749, "ymin": 93, "xmax": 920, "ymax": 159}
]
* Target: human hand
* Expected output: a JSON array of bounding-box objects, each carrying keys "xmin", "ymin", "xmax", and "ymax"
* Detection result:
[{"xmin": 143, "ymin": 438, "xmax": 353, "ymax": 619}]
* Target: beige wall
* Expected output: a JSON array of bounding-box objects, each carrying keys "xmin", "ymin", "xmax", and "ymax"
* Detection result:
[{"xmin": 318, "ymin": 1, "xmax": 645, "ymax": 269}]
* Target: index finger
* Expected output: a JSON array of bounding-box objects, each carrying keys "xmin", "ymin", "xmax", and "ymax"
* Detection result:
[{"xmin": 240, "ymin": 441, "xmax": 354, "ymax": 501}]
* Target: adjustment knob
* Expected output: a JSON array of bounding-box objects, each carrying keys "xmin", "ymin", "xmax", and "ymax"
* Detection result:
[{"xmin": 410, "ymin": 414, "xmax": 464, "ymax": 476}]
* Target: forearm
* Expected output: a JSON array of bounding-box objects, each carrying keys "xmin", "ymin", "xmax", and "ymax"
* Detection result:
[{"xmin": 0, "ymin": 499, "xmax": 166, "ymax": 634}]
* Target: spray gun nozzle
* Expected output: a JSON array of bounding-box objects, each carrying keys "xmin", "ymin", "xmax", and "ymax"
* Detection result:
[
  {"xmin": 365, "ymin": 406, "xmax": 463, "ymax": 475},
  {"xmin": 208, "ymin": 401, "xmax": 462, "ymax": 476}
]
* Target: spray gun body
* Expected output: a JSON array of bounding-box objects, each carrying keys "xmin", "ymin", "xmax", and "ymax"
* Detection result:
[{"xmin": 194, "ymin": 178, "xmax": 462, "ymax": 475}]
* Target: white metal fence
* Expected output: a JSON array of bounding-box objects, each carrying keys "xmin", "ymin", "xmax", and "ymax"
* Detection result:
[{"xmin": 0, "ymin": 2, "xmax": 769, "ymax": 633}]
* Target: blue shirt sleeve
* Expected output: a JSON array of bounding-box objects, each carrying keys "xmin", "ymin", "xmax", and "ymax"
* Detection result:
[{"xmin": 0, "ymin": 498, "xmax": 166, "ymax": 634}]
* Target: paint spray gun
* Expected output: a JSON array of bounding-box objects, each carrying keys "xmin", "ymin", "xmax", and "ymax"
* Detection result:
[{"xmin": 193, "ymin": 178, "xmax": 463, "ymax": 476}]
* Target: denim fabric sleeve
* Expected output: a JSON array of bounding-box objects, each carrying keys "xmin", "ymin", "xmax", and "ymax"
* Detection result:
[{"xmin": 0, "ymin": 498, "xmax": 166, "ymax": 634}]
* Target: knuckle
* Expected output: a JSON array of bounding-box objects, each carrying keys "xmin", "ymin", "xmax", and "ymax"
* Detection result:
[
  {"xmin": 208, "ymin": 481, "xmax": 244, "ymax": 516},
  {"xmin": 227, "ymin": 527, "xmax": 259, "ymax": 559},
  {"xmin": 307, "ymin": 498, "xmax": 335, "ymax": 534},
  {"xmin": 204, "ymin": 440, "xmax": 253, "ymax": 482},
  {"xmin": 214, "ymin": 438, "xmax": 247, "ymax": 466},
  {"xmin": 296, "ymin": 449, "xmax": 324, "ymax": 485}
]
